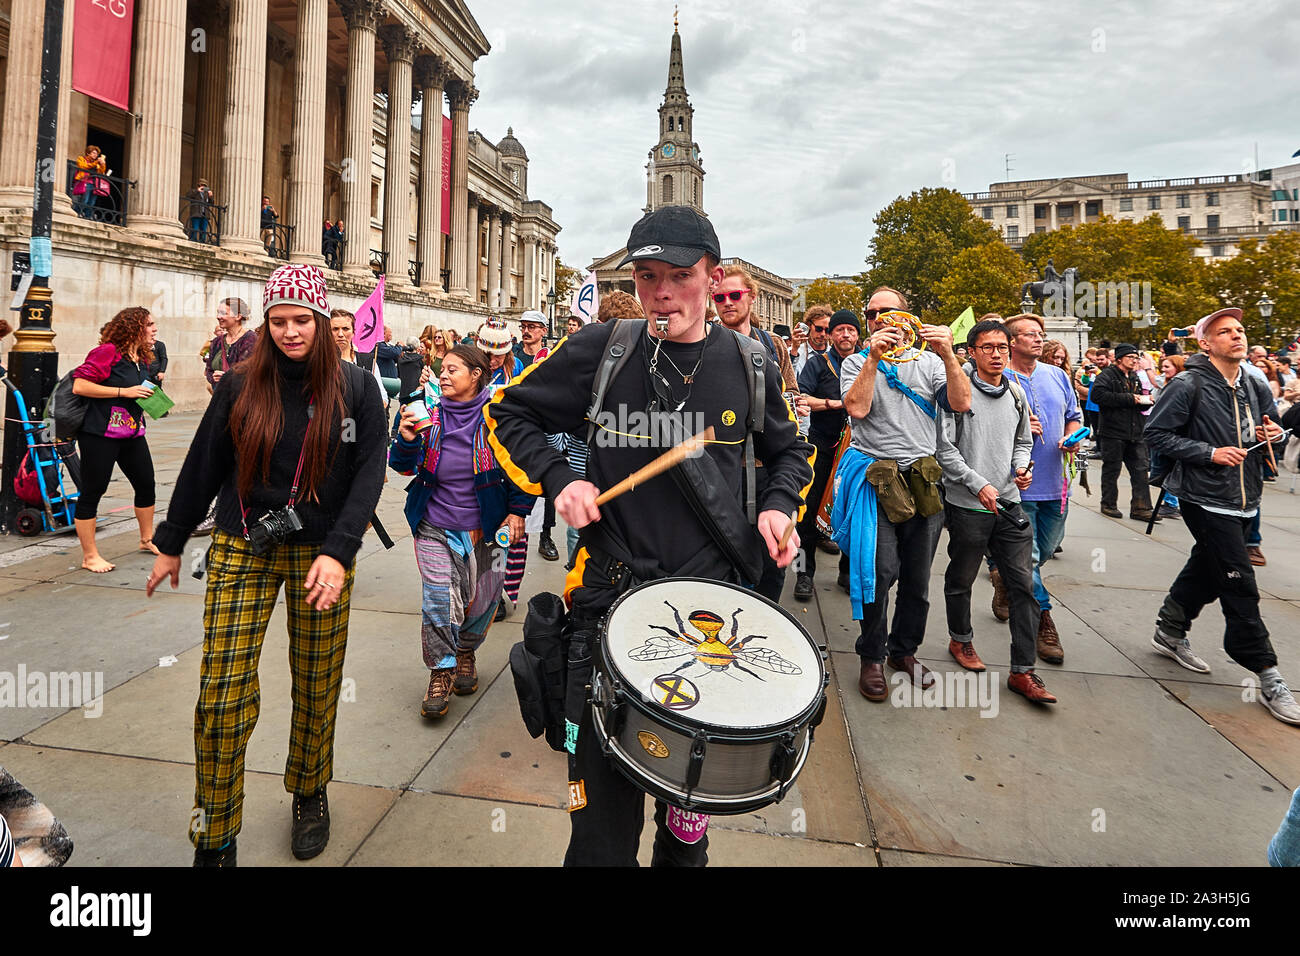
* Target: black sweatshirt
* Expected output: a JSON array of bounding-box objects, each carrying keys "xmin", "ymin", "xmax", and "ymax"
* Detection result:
[
  {"xmin": 486, "ymin": 321, "xmax": 815, "ymax": 583},
  {"xmin": 153, "ymin": 349, "xmax": 387, "ymax": 564}
]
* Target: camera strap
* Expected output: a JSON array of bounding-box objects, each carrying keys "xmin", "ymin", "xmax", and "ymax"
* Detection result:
[{"xmin": 240, "ymin": 398, "xmax": 314, "ymax": 540}]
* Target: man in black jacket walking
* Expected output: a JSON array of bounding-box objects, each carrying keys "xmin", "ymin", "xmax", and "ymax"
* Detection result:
[
  {"xmin": 1092, "ymin": 343, "xmax": 1157, "ymax": 520},
  {"xmin": 1145, "ymin": 307, "xmax": 1298, "ymax": 726}
]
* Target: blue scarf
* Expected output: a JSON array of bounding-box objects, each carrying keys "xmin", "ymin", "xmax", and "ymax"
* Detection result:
[
  {"xmin": 831, "ymin": 446, "xmax": 878, "ymax": 619},
  {"xmin": 878, "ymin": 359, "xmax": 936, "ymax": 419}
]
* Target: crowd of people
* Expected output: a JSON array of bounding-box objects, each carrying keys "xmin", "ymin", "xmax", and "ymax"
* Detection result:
[{"xmin": 26, "ymin": 200, "xmax": 1291, "ymax": 870}]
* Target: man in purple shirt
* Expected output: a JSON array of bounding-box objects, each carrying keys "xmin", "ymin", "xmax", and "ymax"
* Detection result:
[{"xmin": 997, "ymin": 314, "xmax": 1084, "ymax": 665}]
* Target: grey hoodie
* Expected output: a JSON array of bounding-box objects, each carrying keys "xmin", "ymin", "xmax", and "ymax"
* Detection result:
[{"xmin": 936, "ymin": 366, "xmax": 1034, "ymax": 510}]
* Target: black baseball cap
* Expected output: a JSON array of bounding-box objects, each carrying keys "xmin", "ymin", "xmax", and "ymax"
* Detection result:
[{"xmin": 616, "ymin": 206, "xmax": 721, "ymax": 269}]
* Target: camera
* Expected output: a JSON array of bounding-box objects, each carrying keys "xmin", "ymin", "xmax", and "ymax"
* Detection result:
[{"xmin": 244, "ymin": 505, "xmax": 304, "ymax": 556}]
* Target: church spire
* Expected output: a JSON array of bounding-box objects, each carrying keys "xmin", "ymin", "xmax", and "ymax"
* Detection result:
[{"xmin": 666, "ymin": 10, "xmax": 686, "ymax": 96}]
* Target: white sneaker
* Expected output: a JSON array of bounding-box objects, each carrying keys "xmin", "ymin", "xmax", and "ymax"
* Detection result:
[
  {"xmin": 1260, "ymin": 679, "xmax": 1300, "ymax": 726},
  {"xmin": 1151, "ymin": 628, "xmax": 1210, "ymax": 674}
]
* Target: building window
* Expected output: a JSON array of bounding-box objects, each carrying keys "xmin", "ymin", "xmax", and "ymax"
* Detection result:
[
  {"xmin": 1206, "ymin": 214, "xmax": 1220, "ymax": 232},
  {"xmin": 1060, "ymin": 205, "xmax": 1074, "ymax": 219},
  {"xmin": 1086, "ymin": 201, "xmax": 1100, "ymax": 216},
  {"xmin": 981, "ymin": 206, "xmax": 992, "ymax": 219},
  {"xmin": 1006, "ymin": 204, "xmax": 1018, "ymax": 218},
  {"xmin": 1176, "ymin": 193, "xmax": 1190, "ymax": 208},
  {"xmin": 1035, "ymin": 225, "xmax": 1046, "ymax": 233},
  {"xmin": 1006, "ymin": 224, "xmax": 1019, "ymax": 240},
  {"xmin": 662, "ymin": 175, "xmax": 674, "ymax": 203},
  {"xmin": 1206, "ymin": 191, "xmax": 1219, "ymax": 206},
  {"xmin": 1119, "ymin": 197, "xmax": 1133, "ymax": 211},
  {"xmin": 1034, "ymin": 204, "xmax": 1047, "ymax": 219},
  {"xmin": 1148, "ymin": 196, "xmax": 1161, "ymax": 210},
  {"xmin": 1210, "ymin": 244, "xmax": 1225, "ymax": 257},
  {"xmin": 1177, "ymin": 215, "xmax": 1190, "ymax": 231}
]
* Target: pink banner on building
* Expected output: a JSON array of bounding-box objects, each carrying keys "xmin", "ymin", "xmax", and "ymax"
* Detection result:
[
  {"xmin": 72, "ymin": 0, "xmax": 135, "ymax": 111},
  {"xmin": 441, "ymin": 115, "xmax": 452, "ymax": 235}
]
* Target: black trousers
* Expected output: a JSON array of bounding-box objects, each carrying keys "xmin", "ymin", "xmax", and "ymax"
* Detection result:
[
  {"xmin": 542, "ymin": 496, "xmax": 555, "ymax": 535},
  {"xmin": 943, "ymin": 503, "xmax": 1038, "ymax": 669},
  {"xmin": 855, "ymin": 504, "xmax": 945, "ymax": 662},
  {"xmin": 1099, "ymin": 436, "xmax": 1153, "ymax": 511},
  {"xmin": 562, "ymin": 612, "xmax": 708, "ymax": 867},
  {"xmin": 74, "ymin": 432, "xmax": 155, "ymax": 520},
  {"xmin": 1160, "ymin": 501, "xmax": 1278, "ymax": 673}
]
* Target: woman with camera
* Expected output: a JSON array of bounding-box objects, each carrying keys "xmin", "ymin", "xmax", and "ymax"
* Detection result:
[
  {"xmin": 145, "ymin": 264, "xmax": 386, "ymax": 867},
  {"xmin": 70, "ymin": 306, "xmax": 160, "ymax": 573},
  {"xmin": 389, "ymin": 344, "xmax": 533, "ymax": 720}
]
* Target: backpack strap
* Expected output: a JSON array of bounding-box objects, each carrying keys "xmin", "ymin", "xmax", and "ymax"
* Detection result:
[
  {"xmin": 585, "ymin": 319, "xmax": 645, "ymax": 444},
  {"xmin": 729, "ymin": 329, "xmax": 768, "ymax": 523}
]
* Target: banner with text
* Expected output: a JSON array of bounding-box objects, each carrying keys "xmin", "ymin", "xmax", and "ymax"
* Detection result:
[
  {"xmin": 72, "ymin": 0, "xmax": 135, "ymax": 111},
  {"xmin": 441, "ymin": 115, "xmax": 452, "ymax": 235}
]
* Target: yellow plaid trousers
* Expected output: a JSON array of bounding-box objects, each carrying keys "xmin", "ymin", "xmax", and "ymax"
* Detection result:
[{"xmin": 191, "ymin": 530, "xmax": 355, "ymax": 850}]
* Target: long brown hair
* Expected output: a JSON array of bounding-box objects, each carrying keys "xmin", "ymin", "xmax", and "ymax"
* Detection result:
[
  {"xmin": 1042, "ymin": 338, "xmax": 1073, "ymax": 382},
  {"xmin": 230, "ymin": 308, "xmax": 346, "ymax": 502},
  {"xmin": 99, "ymin": 307, "xmax": 155, "ymax": 367}
]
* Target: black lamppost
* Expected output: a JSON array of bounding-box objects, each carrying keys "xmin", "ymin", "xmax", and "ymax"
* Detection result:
[
  {"xmin": 1257, "ymin": 293, "xmax": 1274, "ymax": 353},
  {"xmin": 546, "ymin": 286, "xmax": 557, "ymax": 343},
  {"xmin": 1, "ymin": 0, "xmax": 64, "ymax": 531}
]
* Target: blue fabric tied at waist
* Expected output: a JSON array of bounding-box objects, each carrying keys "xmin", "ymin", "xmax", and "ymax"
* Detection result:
[{"xmin": 831, "ymin": 445, "xmax": 878, "ymax": 621}]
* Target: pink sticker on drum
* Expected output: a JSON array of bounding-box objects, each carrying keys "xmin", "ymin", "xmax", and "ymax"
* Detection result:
[{"xmin": 665, "ymin": 806, "xmax": 710, "ymax": 845}]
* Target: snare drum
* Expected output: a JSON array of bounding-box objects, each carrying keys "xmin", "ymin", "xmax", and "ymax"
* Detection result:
[{"xmin": 590, "ymin": 577, "xmax": 827, "ymax": 815}]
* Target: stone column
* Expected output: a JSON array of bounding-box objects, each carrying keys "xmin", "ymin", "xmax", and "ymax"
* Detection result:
[
  {"xmin": 53, "ymin": 0, "xmax": 75, "ymax": 213},
  {"xmin": 340, "ymin": 0, "xmax": 383, "ymax": 273},
  {"xmin": 193, "ymin": 2, "xmax": 230, "ymax": 199},
  {"xmin": 1050, "ymin": 201, "xmax": 1058, "ymax": 230},
  {"xmin": 127, "ymin": 0, "xmax": 186, "ymax": 237},
  {"xmin": 415, "ymin": 55, "xmax": 449, "ymax": 294},
  {"xmin": 500, "ymin": 212, "xmax": 514, "ymax": 307},
  {"xmin": 468, "ymin": 198, "xmax": 483, "ymax": 301},
  {"xmin": 288, "ymin": 0, "xmax": 328, "ymax": 264},
  {"xmin": 522, "ymin": 234, "xmax": 536, "ymax": 311},
  {"xmin": 221, "ymin": 0, "xmax": 268, "ymax": 253},
  {"xmin": 380, "ymin": 25, "xmax": 417, "ymax": 287},
  {"xmin": 0, "ymin": 0, "xmax": 43, "ymax": 208},
  {"xmin": 485, "ymin": 206, "xmax": 501, "ymax": 309},
  {"xmin": 446, "ymin": 79, "xmax": 477, "ymax": 299}
]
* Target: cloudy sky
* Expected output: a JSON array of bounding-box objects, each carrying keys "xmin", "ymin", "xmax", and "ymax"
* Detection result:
[{"xmin": 451, "ymin": 0, "xmax": 1300, "ymax": 280}]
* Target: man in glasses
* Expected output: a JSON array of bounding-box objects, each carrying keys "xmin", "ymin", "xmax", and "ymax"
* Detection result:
[
  {"xmin": 793, "ymin": 305, "xmax": 833, "ymax": 377},
  {"xmin": 936, "ymin": 320, "xmax": 1055, "ymax": 703},
  {"xmin": 839, "ymin": 286, "xmax": 971, "ymax": 701},
  {"xmin": 998, "ymin": 313, "xmax": 1084, "ymax": 665}
]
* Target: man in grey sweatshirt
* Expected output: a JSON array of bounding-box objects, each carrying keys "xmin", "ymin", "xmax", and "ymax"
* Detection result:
[{"xmin": 936, "ymin": 319, "xmax": 1057, "ymax": 704}]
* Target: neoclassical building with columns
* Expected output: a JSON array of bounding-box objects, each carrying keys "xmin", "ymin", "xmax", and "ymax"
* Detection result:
[{"xmin": 0, "ymin": 0, "xmax": 560, "ymax": 408}]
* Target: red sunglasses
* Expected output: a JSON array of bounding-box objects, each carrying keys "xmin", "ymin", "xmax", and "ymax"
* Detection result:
[{"xmin": 712, "ymin": 291, "xmax": 748, "ymax": 303}]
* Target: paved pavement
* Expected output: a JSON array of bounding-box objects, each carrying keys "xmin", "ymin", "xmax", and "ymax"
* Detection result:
[{"xmin": 1, "ymin": 411, "xmax": 1297, "ymax": 866}]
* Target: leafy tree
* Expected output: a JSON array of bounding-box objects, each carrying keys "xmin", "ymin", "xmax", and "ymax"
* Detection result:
[
  {"xmin": 1207, "ymin": 231, "xmax": 1300, "ymax": 352},
  {"xmin": 795, "ymin": 278, "xmax": 863, "ymax": 321},
  {"xmin": 861, "ymin": 188, "xmax": 1000, "ymax": 317},
  {"xmin": 553, "ymin": 257, "xmax": 583, "ymax": 313},
  {"xmin": 936, "ymin": 240, "xmax": 1031, "ymax": 321},
  {"xmin": 1019, "ymin": 215, "xmax": 1216, "ymax": 345}
]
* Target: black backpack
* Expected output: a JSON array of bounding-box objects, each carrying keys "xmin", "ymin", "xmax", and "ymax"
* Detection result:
[{"xmin": 45, "ymin": 371, "xmax": 89, "ymax": 441}]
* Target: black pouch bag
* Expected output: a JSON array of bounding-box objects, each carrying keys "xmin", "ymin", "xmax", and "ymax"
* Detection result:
[{"xmin": 509, "ymin": 591, "xmax": 570, "ymax": 753}]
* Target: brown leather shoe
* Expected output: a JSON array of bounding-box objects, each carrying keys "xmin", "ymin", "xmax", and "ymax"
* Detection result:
[
  {"xmin": 1007, "ymin": 669, "xmax": 1057, "ymax": 704},
  {"xmin": 949, "ymin": 639, "xmax": 986, "ymax": 672},
  {"xmin": 1247, "ymin": 545, "xmax": 1266, "ymax": 567},
  {"xmin": 859, "ymin": 660, "xmax": 888, "ymax": 702},
  {"xmin": 422, "ymin": 668, "xmax": 454, "ymax": 718},
  {"xmin": 990, "ymin": 568, "xmax": 1010, "ymax": 622},
  {"xmin": 1036, "ymin": 610, "xmax": 1064, "ymax": 664},
  {"xmin": 453, "ymin": 648, "xmax": 478, "ymax": 696},
  {"xmin": 887, "ymin": 655, "xmax": 936, "ymax": 689}
]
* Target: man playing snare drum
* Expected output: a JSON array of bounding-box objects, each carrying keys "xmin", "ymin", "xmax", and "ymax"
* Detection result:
[{"xmin": 487, "ymin": 206, "xmax": 814, "ymax": 866}]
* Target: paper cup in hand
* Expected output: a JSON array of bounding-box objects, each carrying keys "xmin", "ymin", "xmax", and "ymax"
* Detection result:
[{"xmin": 406, "ymin": 400, "xmax": 433, "ymax": 433}]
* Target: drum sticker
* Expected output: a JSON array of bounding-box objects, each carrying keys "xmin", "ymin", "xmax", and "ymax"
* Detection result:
[
  {"xmin": 651, "ymin": 674, "xmax": 700, "ymax": 710},
  {"xmin": 629, "ymin": 602, "xmax": 803, "ymax": 683},
  {"xmin": 567, "ymin": 779, "xmax": 587, "ymax": 813},
  {"xmin": 665, "ymin": 806, "xmax": 710, "ymax": 845},
  {"xmin": 637, "ymin": 731, "xmax": 671, "ymax": 758}
]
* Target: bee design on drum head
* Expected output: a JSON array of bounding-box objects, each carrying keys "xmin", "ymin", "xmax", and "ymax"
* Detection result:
[{"xmin": 628, "ymin": 601, "xmax": 803, "ymax": 682}]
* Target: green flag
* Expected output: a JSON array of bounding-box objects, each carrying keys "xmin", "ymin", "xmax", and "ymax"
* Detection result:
[{"xmin": 949, "ymin": 307, "xmax": 976, "ymax": 348}]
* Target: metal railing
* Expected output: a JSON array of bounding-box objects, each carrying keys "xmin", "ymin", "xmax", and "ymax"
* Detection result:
[
  {"xmin": 66, "ymin": 160, "xmax": 135, "ymax": 226},
  {"xmin": 408, "ymin": 259, "xmax": 422, "ymax": 287},
  {"xmin": 323, "ymin": 236, "xmax": 346, "ymax": 271},
  {"xmin": 261, "ymin": 222, "xmax": 293, "ymax": 260},
  {"xmin": 179, "ymin": 194, "xmax": 225, "ymax": 245},
  {"xmin": 369, "ymin": 249, "xmax": 387, "ymax": 274}
]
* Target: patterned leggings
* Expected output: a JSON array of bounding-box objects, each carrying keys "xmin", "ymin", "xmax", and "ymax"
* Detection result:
[{"xmin": 191, "ymin": 531, "xmax": 354, "ymax": 850}]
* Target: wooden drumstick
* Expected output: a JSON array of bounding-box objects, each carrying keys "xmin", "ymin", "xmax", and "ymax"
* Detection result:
[
  {"xmin": 779, "ymin": 512, "xmax": 798, "ymax": 550},
  {"xmin": 594, "ymin": 426, "xmax": 715, "ymax": 506}
]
